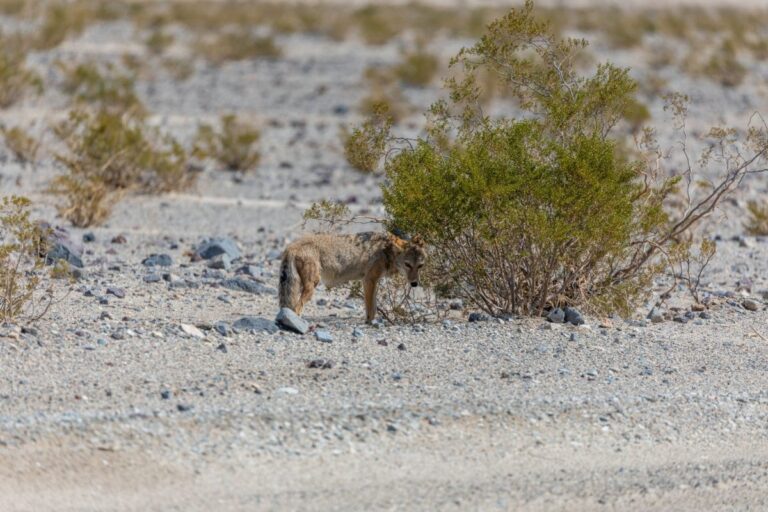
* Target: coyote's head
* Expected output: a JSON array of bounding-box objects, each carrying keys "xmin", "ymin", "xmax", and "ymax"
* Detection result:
[{"xmin": 392, "ymin": 235, "xmax": 426, "ymax": 287}]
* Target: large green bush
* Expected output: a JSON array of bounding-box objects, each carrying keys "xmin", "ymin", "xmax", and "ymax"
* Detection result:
[{"xmin": 373, "ymin": 1, "xmax": 767, "ymax": 317}]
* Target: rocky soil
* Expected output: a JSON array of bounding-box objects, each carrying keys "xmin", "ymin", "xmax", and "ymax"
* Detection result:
[{"xmin": 2, "ymin": 3, "xmax": 768, "ymax": 511}]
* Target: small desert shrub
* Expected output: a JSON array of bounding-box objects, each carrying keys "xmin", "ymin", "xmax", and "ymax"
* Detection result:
[
  {"xmin": 342, "ymin": 103, "xmax": 392, "ymax": 173},
  {"xmin": 197, "ymin": 30, "xmax": 280, "ymax": 65},
  {"xmin": 622, "ymin": 98, "xmax": 651, "ymax": 134},
  {"xmin": 58, "ymin": 61, "xmax": 144, "ymax": 114},
  {"xmin": 745, "ymin": 201, "xmax": 768, "ymax": 236},
  {"xmin": 0, "ymin": 195, "xmax": 53, "ymax": 321},
  {"xmin": 50, "ymin": 108, "xmax": 193, "ymax": 227},
  {"xmin": 353, "ymin": 5, "xmax": 401, "ymax": 45},
  {"xmin": 162, "ymin": 57, "xmax": 195, "ymax": 81},
  {"xmin": 35, "ymin": 1, "xmax": 92, "ymax": 50},
  {"xmin": 395, "ymin": 48, "xmax": 439, "ymax": 87},
  {"xmin": 356, "ymin": 1, "xmax": 768, "ymax": 317},
  {"xmin": 145, "ymin": 28, "xmax": 174, "ymax": 55},
  {"xmin": 699, "ymin": 39, "xmax": 747, "ymax": 88},
  {"xmin": 194, "ymin": 114, "xmax": 261, "ymax": 172},
  {"xmin": 0, "ymin": 35, "xmax": 42, "ymax": 108},
  {"xmin": 1, "ymin": 125, "xmax": 41, "ymax": 165}
]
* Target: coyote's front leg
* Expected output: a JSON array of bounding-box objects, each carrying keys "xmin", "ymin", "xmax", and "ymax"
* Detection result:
[{"xmin": 363, "ymin": 267, "xmax": 384, "ymax": 324}]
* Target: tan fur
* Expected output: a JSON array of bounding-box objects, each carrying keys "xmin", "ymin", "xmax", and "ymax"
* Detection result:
[{"xmin": 279, "ymin": 232, "xmax": 426, "ymax": 323}]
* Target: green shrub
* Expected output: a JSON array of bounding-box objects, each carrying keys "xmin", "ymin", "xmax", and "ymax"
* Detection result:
[
  {"xmin": 368, "ymin": 1, "xmax": 763, "ymax": 317},
  {"xmin": 145, "ymin": 28, "xmax": 174, "ymax": 55},
  {"xmin": 194, "ymin": 114, "xmax": 261, "ymax": 172},
  {"xmin": 0, "ymin": 195, "xmax": 53, "ymax": 321},
  {"xmin": 342, "ymin": 103, "xmax": 392, "ymax": 173},
  {"xmin": 58, "ymin": 61, "xmax": 144, "ymax": 114},
  {"xmin": 49, "ymin": 109, "xmax": 193, "ymax": 227}
]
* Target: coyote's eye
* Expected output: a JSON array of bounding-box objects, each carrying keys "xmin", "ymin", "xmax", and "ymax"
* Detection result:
[
  {"xmin": 417, "ymin": 264, "xmax": 424, "ymax": 269},
  {"xmin": 405, "ymin": 263, "xmax": 412, "ymax": 269}
]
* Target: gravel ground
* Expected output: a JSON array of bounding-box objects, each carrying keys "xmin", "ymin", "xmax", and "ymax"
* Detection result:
[{"xmin": 2, "ymin": 4, "xmax": 768, "ymax": 511}]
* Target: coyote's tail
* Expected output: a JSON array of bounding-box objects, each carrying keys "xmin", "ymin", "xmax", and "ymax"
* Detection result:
[{"xmin": 279, "ymin": 252, "xmax": 301, "ymax": 310}]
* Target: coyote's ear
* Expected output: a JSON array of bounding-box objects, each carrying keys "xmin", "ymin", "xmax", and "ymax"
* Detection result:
[
  {"xmin": 411, "ymin": 235, "xmax": 425, "ymax": 247},
  {"xmin": 388, "ymin": 233, "xmax": 408, "ymax": 250}
]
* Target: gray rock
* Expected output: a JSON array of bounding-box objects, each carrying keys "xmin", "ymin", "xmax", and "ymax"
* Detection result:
[
  {"xmin": 44, "ymin": 226, "xmax": 84, "ymax": 268},
  {"xmin": 307, "ymin": 358, "xmax": 333, "ymax": 369},
  {"xmin": 564, "ymin": 307, "xmax": 585, "ymax": 326},
  {"xmin": 143, "ymin": 274, "xmax": 161, "ymax": 283},
  {"xmin": 315, "ymin": 330, "xmax": 333, "ymax": 343},
  {"xmin": 220, "ymin": 278, "xmax": 276, "ymax": 295},
  {"xmin": 236, "ymin": 265, "xmax": 265, "ymax": 278},
  {"xmin": 276, "ymin": 308, "xmax": 309, "ymax": 334},
  {"xmin": 196, "ymin": 238, "xmax": 241, "ymax": 261},
  {"xmin": 673, "ymin": 315, "xmax": 688, "ymax": 324},
  {"xmin": 232, "ymin": 316, "xmax": 279, "ymax": 334},
  {"xmin": 468, "ymin": 312, "xmax": 489, "ymax": 322},
  {"xmin": 82, "ymin": 232, "xmax": 95, "ymax": 243},
  {"xmin": 352, "ymin": 327, "xmax": 365, "ymax": 338},
  {"xmin": 207, "ymin": 253, "xmax": 232, "ymax": 270},
  {"xmin": 647, "ymin": 307, "xmax": 665, "ymax": 323},
  {"xmin": 142, "ymin": 254, "xmax": 173, "ymax": 267},
  {"xmin": 214, "ymin": 322, "xmax": 230, "ymax": 337},
  {"xmin": 106, "ymin": 287, "xmax": 125, "ymax": 298},
  {"xmin": 547, "ymin": 308, "xmax": 566, "ymax": 323},
  {"xmin": 743, "ymin": 298, "xmax": 760, "ymax": 311},
  {"xmin": 569, "ymin": 333, "xmax": 578, "ymax": 342}
]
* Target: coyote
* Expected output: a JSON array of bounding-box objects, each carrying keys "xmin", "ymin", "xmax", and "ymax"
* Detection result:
[{"xmin": 279, "ymin": 232, "xmax": 426, "ymax": 323}]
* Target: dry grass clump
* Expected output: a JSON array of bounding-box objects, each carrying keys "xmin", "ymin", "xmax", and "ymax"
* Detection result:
[
  {"xmin": 49, "ymin": 109, "xmax": 193, "ymax": 227},
  {"xmin": 0, "ymin": 34, "xmax": 42, "ymax": 108},
  {"xmin": 1, "ymin": 125, "xmax": 41, "ymax": 166},
  {"xmin": 197, "ymin": 29, "xmax": 280, "ymax": 65},
  {"xmin": 698, "ymin": 39, "xmax": 747, "ymax": 88},
  {"xmin": 145, "ymin": 28, "xmax": 174, "ymax": 55},
  {"xmin": 162, "ymin": 57, "xmax": 195, "ymax": 81},
  {"xmin": 194, "ymin": 114, "xmax": 261, "ymax": 172},
  {"xmin": 34, "ymin": 1, "xmax": 91, "ymax": 50},
  {"xmin": 0, "ymin": 195, "xmax": 54, "ymax": 322},
  {"xmin": 58, "ymin": 61, "xmax": 144, "ymax": 114},
  {"xmin": 394, "ymin": 47, "xmax": 440, "ymax": 88},
  {"xmin": 745, "ymin": 201, "xmax": 768, "ymax": 236}
]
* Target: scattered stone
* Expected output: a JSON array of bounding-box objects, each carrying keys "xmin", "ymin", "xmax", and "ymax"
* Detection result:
[
  {"xmin": 569, "ymin": 333, "xmax": 578, "ymax": 342},
  {"xmin": 195, "ymin": 238, "xmax": 241, "ymax": 261},
  {"xmin": 449, "ymin": 300, "xmax": 463, "ymax": 310},
  {"xmin": 276, "ymin": 387, "xmax": 299, "ymax": 395},
  {"xmin": 397, "ymin": 343, "xmax": 406, "ymax": 351},
  {"xmin": 585, "ymin": 369, "xmax": 598, "ymax": 379},
  {"xmin": 307, "ymin": 359, "xmax": 333, "ymax": 369},
  {"xmin": 540, "ymin": 322, "xmax": 560, "ymax": 330},
  {"xmin": 106, "ymin": 287, "xmax": 125, "ymax": 298},
  {"xmin": 111, "ymin": 235, "xmax": 127, "ymax": 244},
  {"xmin": 176, "ymin": 403, "xmax": 193, "ymax": 412},
  {"xmin": 160, "ymin": 390, "xmax": 171, "ymax": 400},
  {"xmin": 738, "ymin": 236, "xmax": 752, "ymax": 248},
  {"xmin": 214, "ymin": 322, "xmax": 230, "ymax": 337},
  {"xmin": 691, "ymin": 303, "xmax": 706, "ymax": 312},
  {"xmin": 377, "ymin": 339, "xmax": 388, "ymax": 346},
  {"xmin": 220, "ymin": 278, "xmax": 275, "ymax": 295},
  {"xmin": 699, "ymin": 311, "xmax": 711, "ymax": 320},
  {"xmin": 468, "ymin": 312, "xmax": 489, "ymax": 322},
  {"xmin": 564, "ymin": 307, "xmax": 585, "ymax": 326},
  {"xmin": 142, "ymin": 254, "xmax": 173, "ymax": 267},
  {"xmin": 43, "ymin": 225, "xmax": 84, "ymax": 268},
  {"xmin": 743, "ymin": 298, "xmax": 760, "ymax": 311},
  {"xmin": 97, "ymin": 338, "xmax": 108, "ymax": 346},
  {"xmin": 316, "ymin": 298, "xmax": 328, "ymax": 306},
  {"xmin": 275, "ymin": 308, "xmax": 309, "ymax": 334},
  {"xmin": 673, "ymin": 315, "xmax": 688, "ymax": 324},
  {"xmin": 216, "ymin": 343, "xmax": 228, "ymax": 353},
  {"xmin": 82, "ymin": 232, "xmax": 95, "ymax": 243},
  {"xmin": 315, "ymin": 330, "xmax": 333, "ymax": 343},
  {"xmin": 232, "ymin": 316, "xmax": 279, "ymax": 334},
  {"xmin": 207, "ymin": 253, "xmax": 232, "ymax": 270},
  {"xmin": 143, "ymin": 274, "xmax": 161, "ymax": 283},
  {"xmin": 352, "ymin": 327, "xmax": 365, "ymax": 338},
  {"xmin": 180, "ymin": 323, "xmax": 205, "ymax": 338},
  {"xmin": 236, "ymin": 264, "xmax": 265, "ymax": 278},
  {"xmin": 647, "ymin": 308, "xmax": 665, "ymax": 324},
  {"xmin": 111, "ymin": 329, "xmax": 125, "ymax": 340},
  {"xmin": 547, "ymin": 308, "xmax": 566, "ymax": 323}
]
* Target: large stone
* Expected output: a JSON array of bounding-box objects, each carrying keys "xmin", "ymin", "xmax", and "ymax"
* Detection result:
[
  {"xmin": 276, "ymin": 308, "xmax": 309, "ymax": 334},
  {"xmin": 196, "ymin": 238, "xmax": 241, "ymax": 261},
  {"xmin": 232, "ymin": 316, "xmax": 279, "ymax": 334},
  {"xmin": 180, "ymin": 323, "xmax": 205, "ymax": 338},
  {"xmin": 43, "ymin": 225, "xmax": 84, "ymax": 268},
  {"xmin": 547, "ymin": 308, "xmax": 566, "ymax": 323},
  {"xmin": 220, "ymin": 278, "xmax": 276, "ymax": 295},
  {"xmin": 564, "ymin": 307, "xmax": 585, "ymax": 326}
]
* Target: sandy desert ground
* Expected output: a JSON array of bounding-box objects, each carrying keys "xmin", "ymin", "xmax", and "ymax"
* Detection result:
[{"xmin": 1, "ymin": 1, "xmax": 768, "ymax": 511}]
